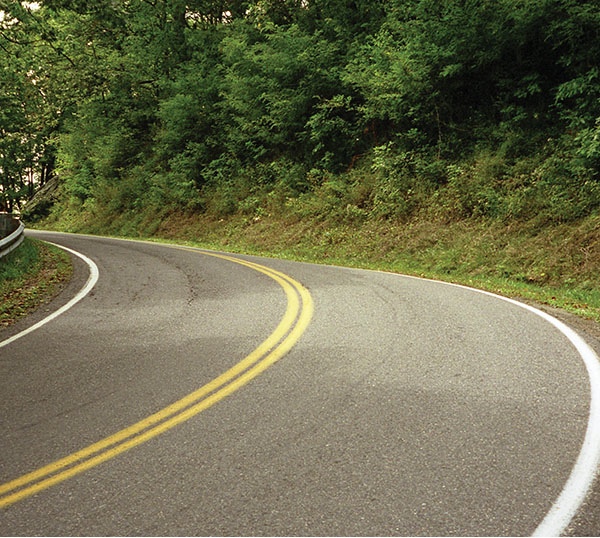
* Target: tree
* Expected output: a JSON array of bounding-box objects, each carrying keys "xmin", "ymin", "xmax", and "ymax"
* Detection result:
[{"xmin": 0, "ymin": 2, "xmax": 62, "ymax": 211}]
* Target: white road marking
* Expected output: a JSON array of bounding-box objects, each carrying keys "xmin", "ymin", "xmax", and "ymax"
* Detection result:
[
  {"xmin": 0, "ymin": 242, "xmax": 99, "ymax": 349},
  {"xmin": 424, "ymin": 279, "xmax": 600, "ymax": 537},
  {"xmin": 518, "ymin": 303, "xmax": 600, "ymax": 537},
  {"xmin": 308, "ymin": 259, "xmax": 600, "ymax": 535}
]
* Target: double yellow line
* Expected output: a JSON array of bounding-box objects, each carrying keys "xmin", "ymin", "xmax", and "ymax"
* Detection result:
[{"xmin": 0, "ymin": 249, "xmax": 313, "ymax": 508}]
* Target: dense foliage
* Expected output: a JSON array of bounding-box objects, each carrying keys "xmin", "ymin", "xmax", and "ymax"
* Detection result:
[{"xmin": 1, "ymin": 0, "xmax": 599, "ymax": 222}]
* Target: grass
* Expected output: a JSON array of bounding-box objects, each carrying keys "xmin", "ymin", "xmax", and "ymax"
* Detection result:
[
  {"xmin": 0, "ymin": 238, "xmax": 72, "ymax": 327},
  {"xmin": 37, "ymin": 204, "xmax": 599, "ymax": 325}
]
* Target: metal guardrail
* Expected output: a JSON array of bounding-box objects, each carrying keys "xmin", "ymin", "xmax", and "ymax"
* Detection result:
[{"xmin": 0, "ymin": 214, "xmax": 25, "ymax": 259}]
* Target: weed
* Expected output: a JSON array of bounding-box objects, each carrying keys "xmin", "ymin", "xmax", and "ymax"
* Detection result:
[{"xmin": 0, "ymin": 239, "xmax": 72, "ymax": 327}]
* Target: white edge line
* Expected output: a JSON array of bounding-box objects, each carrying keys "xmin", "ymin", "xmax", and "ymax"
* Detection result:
[
  {"xmin": 515, "ymin": 300, "xmax": 600, "ymax": 537},
  {"xmin": 391, "ymin": 273, "xmax": 600, "ymax": 537},
  {"xmin": 0, "ymin": 242, "xmax": 99, "ymax": 349}
]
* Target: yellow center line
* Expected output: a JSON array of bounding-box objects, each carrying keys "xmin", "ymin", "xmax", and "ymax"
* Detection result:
[{"xmin": 0, "ymin": 249, "xmax": 313, "ymax": 508}]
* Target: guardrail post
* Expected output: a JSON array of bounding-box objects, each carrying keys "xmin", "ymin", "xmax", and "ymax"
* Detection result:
[{"xmin": 0, "ymin": 214, "xmax": 25, "ymax": 259}]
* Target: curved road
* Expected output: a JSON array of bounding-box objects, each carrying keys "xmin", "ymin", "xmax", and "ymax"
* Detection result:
[{"xmin": 1, "ymin": 231, "xmax": 599, "ymax": 536}]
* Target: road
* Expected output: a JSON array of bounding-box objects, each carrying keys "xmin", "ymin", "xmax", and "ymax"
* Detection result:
[{"xmin": 1, "ymin": 231, "xmax": 599, "ymax": 536}]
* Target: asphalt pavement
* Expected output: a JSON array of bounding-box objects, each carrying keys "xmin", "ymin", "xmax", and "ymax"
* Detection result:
[{"xmin": 1, "ymin": 231, "xmax": 599, "ymax": 536}]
